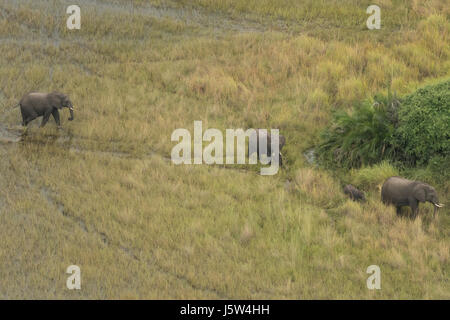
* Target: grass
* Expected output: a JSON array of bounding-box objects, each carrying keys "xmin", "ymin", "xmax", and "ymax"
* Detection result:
[{"xmin": 0, "ymin": 0, "xmax": 448, "ymax": 298}]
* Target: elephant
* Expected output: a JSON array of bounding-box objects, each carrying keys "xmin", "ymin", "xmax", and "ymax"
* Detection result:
[
  {"xmin": 19, "ymin": 92, "xmax": 74, "ymax": 128},
  {"xmin": 344, "ymin": 184, "xmax": 365, "ymax": 202},
  {"xmin": 247, "ymin": 129, "xmax": 286, "ymax": 167},
  {"xmin": 381, "ymin": 176, "xmax": 444, "ymax": 218}
]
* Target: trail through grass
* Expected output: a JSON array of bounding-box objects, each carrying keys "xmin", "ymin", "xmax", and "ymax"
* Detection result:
[{"xmin": 0, "ymin": 0, "xmax": 448, "ymax": 299}]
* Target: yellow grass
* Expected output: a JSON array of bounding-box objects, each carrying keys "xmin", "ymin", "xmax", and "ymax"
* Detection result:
[{"xmin": 0, "ymin": 0, "xmax": 448, "ymax": 298}]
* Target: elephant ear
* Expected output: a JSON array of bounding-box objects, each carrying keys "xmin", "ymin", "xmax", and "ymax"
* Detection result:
[
  {"xmin": 413, "ymin": 184, "xmax": 427, "ymax": 202},
  {"xmin": 49, "ymin": 92, "xmax": 66, "ymax": 109}
]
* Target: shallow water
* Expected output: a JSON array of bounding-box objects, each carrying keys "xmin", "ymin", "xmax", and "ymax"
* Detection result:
[
  {"xmin": 303, "ymin": 148, "xmax": 316, "ymax": 165},
  {"xmin": 0, "ymin": 123, "xmax": 22, "ymax": 144}
]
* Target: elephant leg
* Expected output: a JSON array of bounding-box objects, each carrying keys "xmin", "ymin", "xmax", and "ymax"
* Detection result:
[
  {"xmin": 23, "ymin": 115, "xmax": 38, "ymax": 126},
  {"xmin": 21, "ymin": 108, "xmax": 37, "ymax": 126},
  {"xmin": 20, "ymin": 108, "xmax": 26, "ymax": 126},
  {"xmin": 396, "ymin": 206, "xmax": 402, "ymax": 216},
  {"xmin": 51, "ymin": 108, "xmax": 61, "ymax": 127},
  {"xmin": 40, "ymin": 110, "xmax": 52, "ymax": 127},
  {"xmin": 269, "ymin": 152, "xmax": 283, "ymax": 167},
  {"xmin": 256, "ymin": 142, "xmax": 260, "ymax": 161},
  {"xmin": 409, "ymin": 199, "xmax": 419, "ymax": 219}
]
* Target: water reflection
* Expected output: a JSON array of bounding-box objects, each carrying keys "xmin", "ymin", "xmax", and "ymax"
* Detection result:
[{"xmin": 303, "ymin": 148, "xmax": 316, "ymax": 165}]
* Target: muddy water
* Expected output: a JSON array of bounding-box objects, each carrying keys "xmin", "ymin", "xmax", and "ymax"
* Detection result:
[
  {"xmin": 304, "ymin": 148, "xmax": 317, "ymax": 165},
  {"xmin": 3, "ymin": 126, "xmax": 172, "ymax": 163},
  {"xmin": 0, "ymin": 122, "xmax": 276, "ymax": 178},
  {"xmin": 0, "ymin": 123, "xmax": 22, "ymax": 144}
]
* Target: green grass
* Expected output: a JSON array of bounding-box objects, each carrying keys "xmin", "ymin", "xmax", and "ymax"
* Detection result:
[{"xmin": 0, "ymin": 0, "xmax": 448, "ymax": 299}]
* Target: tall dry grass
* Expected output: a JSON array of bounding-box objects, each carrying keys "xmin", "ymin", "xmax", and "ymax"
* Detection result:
[{"xmin": 0, "ymin": 0, "xmax": 448, "ymax": 298}]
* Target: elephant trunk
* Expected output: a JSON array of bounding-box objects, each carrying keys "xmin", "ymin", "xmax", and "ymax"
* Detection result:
[{"xmin": 68, "ymin": 107, "xmax": 74, "ymax": 121}]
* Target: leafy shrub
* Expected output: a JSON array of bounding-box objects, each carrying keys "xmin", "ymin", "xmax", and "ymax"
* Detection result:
[
  {"xmin": 317, "ymin": 93, "xmax": 398, "ymax": 168},
  {"xmin": 317, "ymin": 80, "xmax": 449, "ymax": 170},
  {"xmin": 427, "ymin": 155, "xmax": 450, "ymax": 185},
  {"xmin": 394, "ymin": 80, "xmax": 450, "ymax": 165}
]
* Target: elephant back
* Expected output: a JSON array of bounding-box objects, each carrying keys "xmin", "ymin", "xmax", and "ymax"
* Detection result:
[{"xmin": 381, "ymin": 176, "xmax": 413, "ymax": 204}]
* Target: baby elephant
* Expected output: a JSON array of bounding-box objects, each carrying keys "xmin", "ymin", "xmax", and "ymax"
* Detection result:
[
  {"xmin": 344, "ymin": 184, "xmax": 366, "ymax": 202},
  {"xmin": 19, "ymin": 92, "xmax": 74, "ymax": 128}
]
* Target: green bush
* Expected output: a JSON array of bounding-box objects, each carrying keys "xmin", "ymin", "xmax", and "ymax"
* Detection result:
[
  {"xmin": 317, "ymin": 94, "xmax": 397, "ymax": 168},
  {"xmin": 394, "ymin": 80, "xmax": 450, "ymax": 165},
  {"xmin": 428, "ymin": 155, "xmax": 450, "ymax": 185},
  {"xmin": 317, "ymin": 80, "xmax": 449, "ymax": 170}
]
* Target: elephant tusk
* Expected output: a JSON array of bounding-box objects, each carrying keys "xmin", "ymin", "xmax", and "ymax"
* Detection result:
[{"xmin": 434, "ymin": 203, "xmax": 444, "ymax": 208}]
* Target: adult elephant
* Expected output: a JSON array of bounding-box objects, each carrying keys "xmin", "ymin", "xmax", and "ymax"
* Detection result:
[
  {"xmin": 381, "ymin": 176, "xmax": 444, "ymax": 218},
  {"xmin": 19, "ymin": 92, "xmax": 74, "ymax": 127},
  {"xmin": 248, "ymin": 129, "xmax": 286, "ymax": 166}
]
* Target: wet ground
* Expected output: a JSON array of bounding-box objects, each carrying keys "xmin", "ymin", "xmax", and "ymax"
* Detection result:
[
  {"xmin": 303, "ymin": 148, "xmax": 316, "ymax": 165},
  {"xmin": 0, "ymin": 0, "xmax": 295, "ymax": 199},
  {"xmin": 0, "ymin": 123, "xmax": 22, "ymax": 144}
]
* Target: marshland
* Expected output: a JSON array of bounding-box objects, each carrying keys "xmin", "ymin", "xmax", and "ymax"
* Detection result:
[{"xmin": 0, "ymin": 0, "xmax": 448, "ymax": 299}]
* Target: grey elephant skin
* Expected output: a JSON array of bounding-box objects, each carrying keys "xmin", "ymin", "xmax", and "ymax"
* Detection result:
[
  {"xmin": 19, "ymin": 92, "xmax": 74, "ymax": 127},
  {"xmin": 344, "ymin": 184, "xmax": 365, "ymax": 202},
  {"xmin": 381, "ymin": 176, "xmax": 444, "ymax": 218},
  {"xmin": 248, "ymin": 129, "xmax": 286, "ymax": 167}
]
